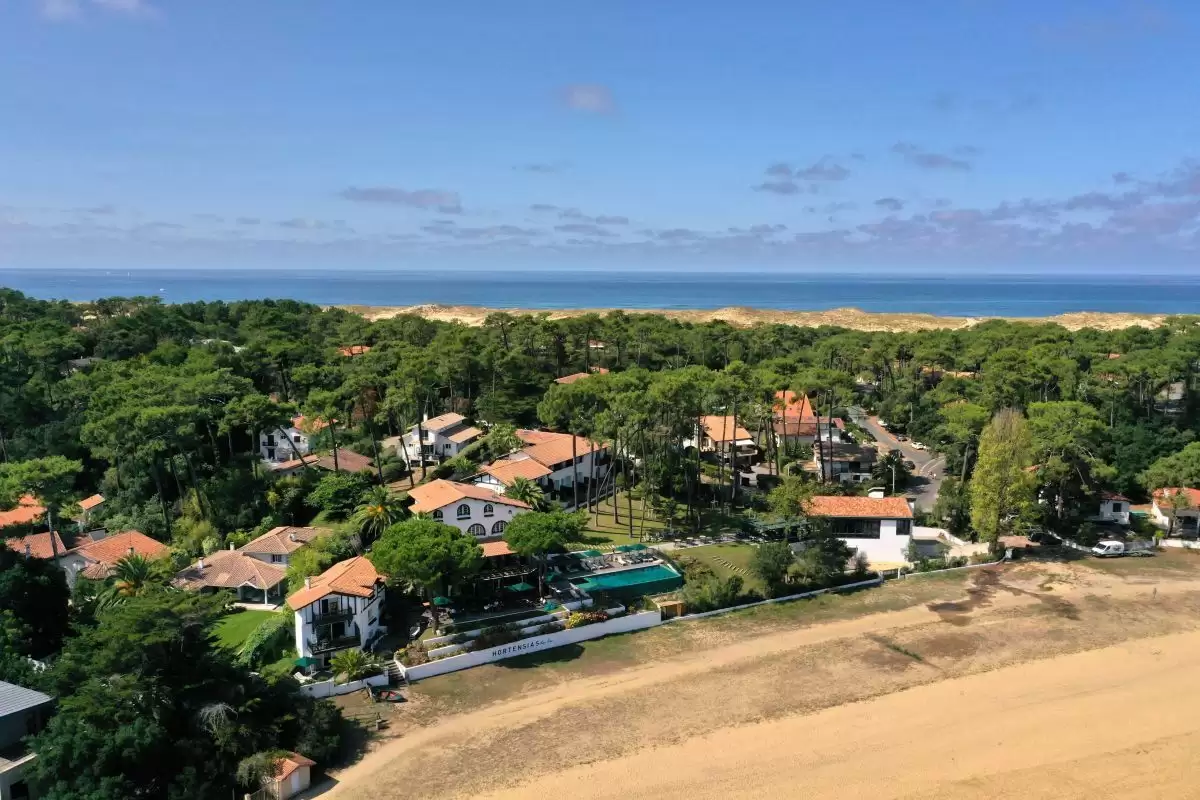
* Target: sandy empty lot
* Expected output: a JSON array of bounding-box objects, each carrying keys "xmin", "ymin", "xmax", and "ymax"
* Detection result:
[{"xmin": 324, "ymin": 561, "xmax": 1200, "ymax": 800}]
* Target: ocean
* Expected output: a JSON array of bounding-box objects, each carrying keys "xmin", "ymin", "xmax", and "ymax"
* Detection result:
[{"xmin": 1, "ymin": 268, "xmax": 1197, "ymax": 318}]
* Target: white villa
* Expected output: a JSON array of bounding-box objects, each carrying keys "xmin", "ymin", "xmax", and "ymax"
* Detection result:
[
  {"xmin": 815, "ymin": 442, "xmax": 877, "ymax": 484},
  {"xmin": 287, "ymin": 556, "xmax": 387, "ymax": 669},
  {"xmin": 239, "ymin": 526, "xmax": 325, "ymax": 566},
  {"xmin": 260, "ymin": 415, "xmax": 326, "ymax": 465},
  {"xmin": 1088, "ymin": 492, "xmax": 1131, "ymax": 526},
  {"xmin": 407, "ymin": 479, "xmax": 531, "ymax": 540},
  {"xmin": 800, "ymin": 495, "xmax": 915, "ymax": 566},
  {"xmin": 1151, "ymin": 488, "xmax": 1200, "ymax": 536},
  {"xmin": 393, "ymin": 413, "xmax": 483, "ymax": 465},
  {"xmin": 472, "ymin": 429, "xmax": 611, "ymax": 506},
  {"xmin": 686, "ymin": 415, "xmax": 757, "ymax": 466}
]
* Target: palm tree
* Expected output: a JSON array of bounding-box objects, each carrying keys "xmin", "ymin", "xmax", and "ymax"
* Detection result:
[
  {"xmin": 330, "ymin": 648, "xmax": 381, "ymax": 682},
  {"xmin": 351, "ymin": 486, "xmax": 409, "ymax": 548},
  {"xmin": 506, "ymin": 476, "xmax": 550, "ymax": 511},
  {"xmin": 110, "ymin": 553, "xmax": 169, "ymax": 598}
]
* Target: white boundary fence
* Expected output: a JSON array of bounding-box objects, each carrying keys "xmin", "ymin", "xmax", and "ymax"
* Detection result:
[
  {"xmin": 299, "ymin": 672, "xmax": 389, "ymax": 698},
  {"xmin": 397, "ymin": 610, "xmax": 663, "ymax": 681}
]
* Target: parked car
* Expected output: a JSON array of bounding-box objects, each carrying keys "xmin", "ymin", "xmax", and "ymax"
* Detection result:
[
  {"xmin": 903, "ymin": 460, "xmax": 916, "ymax": 470},
  {"xmin": 911, "ymin": 441, "xmax": 927, "ymax": 451}
]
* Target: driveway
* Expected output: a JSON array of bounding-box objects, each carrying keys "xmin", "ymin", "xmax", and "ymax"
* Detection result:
[{"xmin": 848, "ymin": 407, "xmax": 945, "ymax": 511}]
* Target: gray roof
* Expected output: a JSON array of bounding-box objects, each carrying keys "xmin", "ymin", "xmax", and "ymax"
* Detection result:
[{"xmin": 0, "ymin": 681, "xmax": 53, "ymax": 718}]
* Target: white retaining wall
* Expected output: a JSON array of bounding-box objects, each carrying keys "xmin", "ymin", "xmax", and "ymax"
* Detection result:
[
  {"xmin": 398, "ymin": 610, "xmax": 662, "ymax": 681},
  {"xmin": 298, "ymin": 672, "xmax": 389, "ymax": 698},
  {"xmin": 1161, "ymin": 538, "xmax": 1200, "ymax": 550}
]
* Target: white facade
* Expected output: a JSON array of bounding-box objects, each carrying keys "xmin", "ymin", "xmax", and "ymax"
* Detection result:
[
  {"xmin": 430, "ymin": 496, "xmax": 525, "ymax": 540},
  {"xmin": 1090, "ymin": 497, "xmax": 1131, "ymax": 526},
  {"xmin": 1151, "ymin": 499, "xmax": 1200, "ymax": 535},
  {"xmin": 292, "ymin": 586, "xmax": 385, "ymax": 667},
  {"xmin": 398, "ymin": 415, "xmax": 482, "ymax": 464},
  {"xmin": 794, "ymin": 517, "xmax": 913, "ymax": 565},
  {"xmin": 474, "ymin": 450, "xmax": 611, "ymax": 497},
  {"xmin": 260, "ymin": 423, "xmax": 313, "ymax": 464}
]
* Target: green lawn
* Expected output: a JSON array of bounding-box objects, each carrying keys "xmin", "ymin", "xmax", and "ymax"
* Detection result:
[
  {"xmin": 670, "ymin": 542, "xmax": 765, "ymax": 593},
  {"xmin": 578, "ymin": 492, "xmax": 667, "ymax": 549},
  {"xmin": 214, "ymin": 609, "xmax": 280, "ymax": 651}
]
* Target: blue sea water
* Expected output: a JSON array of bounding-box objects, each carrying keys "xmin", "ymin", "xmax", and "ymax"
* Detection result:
[{"xmin": 1, "ymin": 268, "xmax": 1198, "ymax": 318}]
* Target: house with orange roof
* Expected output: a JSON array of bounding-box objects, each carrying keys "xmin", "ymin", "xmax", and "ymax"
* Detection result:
[
  {"xmin": 287, "ymin": 556, "xmax": 386, "ymax": 669},
  {"xmin": 553, "ymin": 367, "xmax": 610, "ymax": 385},
  {"xmin": 408, "ymin": 479, "xmax": 530, "ymax": 539},
  {"xmin": 239, "ymin": 525, "xmax": 326, "ymax": 566},
  {"xmin": 0, "ymin": 495, "xmax": 45, "ymax": 530},
  {"xmin": 338, "ymin": 344, "xmax": 372, "ymax": 357},
  {"xmin": 59, "ymin": 530, "xmax": 171, "ymax": 588},
  {"xmin": 4, "ymin": 530, "xmax": 66, "ymax": 561},
  {"xmin": 471, "ymin": 429, "xmax": 611, "ymax": 507},
  {"xmin": 1151, "ymin": 488, "xmax": 1200, "ymax": 537},
  {"xmin": 77, "ymin": 493, "xmax": 105, "ymax": 525},
  {"xmin": 171, "ymin": 546, "xmax": 288, "ymax": 604},
  {"xmin": 686, "ymin": 415, "xmax": 758, "ymax": 467},
  {"xmin": 393, "ymin": 412, "xmax": 483, "ymax": 466},
  {"xmin": 803, "ymin": 495, "xmax": 914, "ymax": 566},
  {"xmin": 266, "ymin": 752, "xmax": 316, "ymax": 799},
  {"xmin": 1088, "ymin": 491, "xmax": 1132, "ymax": 526},
  {"xmin": 259, "ymin": 415, "xmax": 328, "ymax": 465}
]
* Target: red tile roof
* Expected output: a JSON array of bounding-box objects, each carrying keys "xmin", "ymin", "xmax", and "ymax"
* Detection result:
[
  {"xmin": 554, "ymin": 368, "xmax": 609, "ymax": 384},
  {"xmin": 240, "ymin": 526, "xmax": 325, "ymax": 556},
  {"xmin": 408, "ymin": 479, "xmax": 531, "ymax": 514},
  {"xmin": 172, "ymin": 549, "xmax": 287, "ymax": 591},
  {"xmin": 774, "ymin": 390, "xmax": 815, "ymax": 419},
  {"xmin": 72, "ymin": 530, "xmax": 171, "ymax": 579},
  {"xmin": 78, "ymin": 493, "xmax": 105, "ymax": 511},
  {"xmin": 807, "ymin": 496, "xmax": 913, "ymax": 519},
  {"xmin": 1153, "ymin": 488, "xmax": 1200, "ymax": 507},
  {"xmin": 701, "ymin": 415, "xmax": 753, "ymax": 444},
  {"xmin": 0, "ymin": 495, "xmax": 45, "ymax": 529},
  {"xmin": 287, "ymin": 556, "xmax": 384, "ymax": 610},
  {"xmin": 338, "ymin": 345, "xmax": 372, "ymax": 357},
  {"xmin": 292, "ymin": 414, "xmax": 329, "ymax": 433},
  {"xmin": 313, "ymin": 450, "xmax": 374, "ymax": 474},
  {"xmin": 481, "ymin": 540, "xmax": 515, "ymax": 558},
  {"xmin": 4, "ymin": 530, "xmax": 66, "ymax": 560},
  {"xmin": 273, "ymin": 752, "xmax": 316, "ymax": 781},
  {"xmin": 1101, "ymin": 491, "xmax": 1131, "ymax": 502},
  {"xmin": 421, "ymin": 412, "xmax": 466, "ymax": 432},
  {"xmin": 478, "ymin": 458, "xmax": 552, "ymax": 485}
]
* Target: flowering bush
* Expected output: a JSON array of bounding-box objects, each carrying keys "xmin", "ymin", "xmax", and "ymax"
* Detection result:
[{"xmin": 565, "ymin": 610, "xmax": 609, "ymax": 629}]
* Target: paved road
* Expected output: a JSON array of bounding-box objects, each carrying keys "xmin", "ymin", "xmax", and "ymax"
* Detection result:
[{"xmin": 848, "ymin": 408, "xmax": 945, "ymax": 511}]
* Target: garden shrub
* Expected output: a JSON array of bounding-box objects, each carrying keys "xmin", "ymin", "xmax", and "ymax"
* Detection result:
[
  {"xmin": 237, "ymin": 613, "xmax": 293, "ymax": 668},
  {"xmin": 397, "ymin": 642, "xmax": 429, "ymax": 666},
  {"xmin": 564, "ymin": 610, "xmax": 609, "ymax": 629}
]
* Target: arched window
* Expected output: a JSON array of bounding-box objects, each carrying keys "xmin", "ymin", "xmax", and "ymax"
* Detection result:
[
  {"xmin": 483, "ymin": 503, "xmax": 494, "ymax": 517},
  {"xmin": 491, "ymin": 520, "xmax": 507, "ymax": 536},
  {"xmin": 467, "ymin": 524, "xmax": 486, "ymax": 538},
  {"xmin": 456, "ymin": 504, "xmax": 471, "ymax": 520},
  {"xmin": 432, "ymin": 509, "xmax": 443, "ymax": 521}
]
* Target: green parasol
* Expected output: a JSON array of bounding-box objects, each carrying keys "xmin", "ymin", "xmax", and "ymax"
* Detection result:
[
  {"xmin": 431, "ymin": 596, "xmax": 453, "ymax": 607},
  {"xmin": 505, "ymin": 582, "xmax": 535, "ymax": 592}
]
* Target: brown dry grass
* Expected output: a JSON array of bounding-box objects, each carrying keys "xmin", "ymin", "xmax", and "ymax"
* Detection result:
[
  {"xmin": 338, "ymin": 303, "xmax": 1168, "ymax": 333},
  {"xmin": 321, "ymin": 560, "xmax": 1200, "ymax": 799}
]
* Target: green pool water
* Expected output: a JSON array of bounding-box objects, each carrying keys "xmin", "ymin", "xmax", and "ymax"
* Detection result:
[{"xmin": 571, "ymin": 564, "xmax": 683, "ymax": 597}]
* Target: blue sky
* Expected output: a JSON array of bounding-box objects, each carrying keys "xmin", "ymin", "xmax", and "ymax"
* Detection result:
[{"xmin": 2, "ymin": 0, "xmax": 1200, "ymax": 272}]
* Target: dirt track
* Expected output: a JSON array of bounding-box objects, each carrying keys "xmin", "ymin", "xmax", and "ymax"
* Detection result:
[{"xmin": 324, "ymin": 562, "xmax": 1200, "ymax": 800}]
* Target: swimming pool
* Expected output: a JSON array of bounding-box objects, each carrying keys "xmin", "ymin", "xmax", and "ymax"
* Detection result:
[{"xmin": 570, "ymin": 563, "xmax": 683, "ymax": 598}]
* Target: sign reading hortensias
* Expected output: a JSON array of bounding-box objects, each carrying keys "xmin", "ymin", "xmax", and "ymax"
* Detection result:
[{"xmin": 490, "ymin": 637, "xmax": 556, "ymax": 658}]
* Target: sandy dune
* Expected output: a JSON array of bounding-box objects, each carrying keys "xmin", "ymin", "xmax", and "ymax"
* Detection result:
[
  {"xmin": 323, "ymin": 566, "xmax": 1200, "ymax": 800},
  {"xmin": 477, "ymin": 631, "xmax": 1199, "ymax": 800},
  {"xmin": 337, "ymin": 303, "xmax": 1167, "ymax": 332}
]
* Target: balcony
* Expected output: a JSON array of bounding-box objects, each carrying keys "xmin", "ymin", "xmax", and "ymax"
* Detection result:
[
  {"xmin": 309, "ymin": 633, "xmax": 361, "ymax": 654},
  {"xmin": 310, "ymin": 607, "xmax": 353, "ymax": 626}
]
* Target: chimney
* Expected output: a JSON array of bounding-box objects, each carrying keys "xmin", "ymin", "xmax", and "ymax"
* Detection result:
[
  {"xmin": 24, "ymin": 542, "xmax": 31, "ymax": 559},
  {"xmin": 128, "ymin": 546, "xmax": 135, "ymax": 555},
  {"xmin": 304, "ymin": 577, "xmax": 312, "ymax": 589},
  {"xmin": 229, "ymin": 542, "xmax": 235, "ymax": 550},
  {"xmin": 289, "ymin": 533, "xmax": 296, "ymax": 542},
  {"xmin": 197, "ymin": 557, "xmax": 205, "ymax": 570}
]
